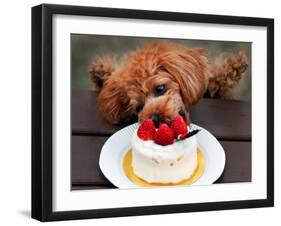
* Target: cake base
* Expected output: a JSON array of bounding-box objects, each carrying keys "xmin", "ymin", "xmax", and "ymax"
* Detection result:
[{"xmin": 123, "ymin": 148, "xmax": 205, "ymax": 187}]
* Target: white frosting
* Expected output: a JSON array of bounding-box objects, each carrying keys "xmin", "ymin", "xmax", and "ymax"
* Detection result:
[{"xmin": 131, "ymin": 130, "xmax": 198, "ymax": 183}]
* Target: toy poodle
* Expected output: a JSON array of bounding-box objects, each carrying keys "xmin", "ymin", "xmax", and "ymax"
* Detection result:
[{"xmin": 88, "ymin": 41, "xmax": 248, "ymax": 125}]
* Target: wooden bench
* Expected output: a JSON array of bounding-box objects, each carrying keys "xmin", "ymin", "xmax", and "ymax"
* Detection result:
[{"xmin": 71, "ymin": 90, "xmax": 251, "ymax": 189}]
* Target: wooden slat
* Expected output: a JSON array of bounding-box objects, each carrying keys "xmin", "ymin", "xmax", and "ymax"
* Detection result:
[
  {"xmin": 190, "ymin": 98, "xmax": 251, "ymax": 141},
  {"xmin": 216, "ymin": 141, "xmax": 251, "ymax": 183},
  {"xmin": 71, "ymin": 90, "xmax": 121, "ymax": 135},
  {"xmin": 72, "ymin": 90, "xmax": 251, "ymax": 140},
  {"xmin": 71, "ymin": 135, "xmax": 251, "ymax": 188},
  {"xmin": 71, "ymin": 135, "xmax": 114, "ymax": 187},
  {"xmin": 71, "ymin": 186, "xmax": 112, "ymax": 190}
]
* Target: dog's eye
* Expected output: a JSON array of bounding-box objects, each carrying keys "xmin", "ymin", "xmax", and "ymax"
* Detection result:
[
  {"xmin": 136, "ymin": 104, "xmax": 143, "ymax": 113},
  {"xmin": 158, "ymin": 66, "xmax": 168, "ymax": 72},
  {"xmin": 154, "ymin": 84, "xmax": 166, "ymax": 96}
]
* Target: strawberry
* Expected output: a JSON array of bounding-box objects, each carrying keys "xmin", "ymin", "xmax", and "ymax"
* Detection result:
[
  {"xmin": 171, "ymin": 115, "xmax": 188, "ymax": 139},
  {"xmin": 154, "ymin": 123, "xmax": 174, "ymax": 146},
  {"xmin": 137, "ymin": 119, "xmax": 156, "ymax": 140}
]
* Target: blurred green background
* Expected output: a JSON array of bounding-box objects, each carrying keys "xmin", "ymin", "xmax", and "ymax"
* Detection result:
[{"xmin": 71, "ymin": 34, "xmax": 251, "ymax": 101}]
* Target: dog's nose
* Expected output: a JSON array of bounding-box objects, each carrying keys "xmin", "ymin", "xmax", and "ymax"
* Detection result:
[{"xmin": 151, "ymin": 114, "xmax": 161, "ymax": 127}]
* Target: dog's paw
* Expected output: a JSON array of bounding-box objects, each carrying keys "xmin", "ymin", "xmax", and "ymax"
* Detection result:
[
  {"xmin": 88, "ymin": 57, "xmax": 115, "ymax": 91},
  {"xmin": 208, "ymin": 51, "xmax": 248, "ymax": 99},
  {"xmin": 225, "ymin": 51, "xmax": 248, "ymax": 81}
]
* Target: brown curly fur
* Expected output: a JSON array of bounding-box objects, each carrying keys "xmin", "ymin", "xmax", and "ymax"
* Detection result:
[
  {"xmin": 88, "ymin": 41, "xmax": 248, "ymax": 125},
  {"xmin": 208, "ymin": 51, "xmax": 248, "ymax": 99}
]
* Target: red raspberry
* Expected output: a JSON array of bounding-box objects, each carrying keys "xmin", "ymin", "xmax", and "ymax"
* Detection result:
[
  {"xmin": 137, "ymin": 119, "xmax": 156, "ymax": 140},
  {"xmin": 153, "ymin": 123, "xmax": 174, "ymax": 146},
  {"xmin": 171, "ymin": 115, "xmax": 188, "ymax": 139}
]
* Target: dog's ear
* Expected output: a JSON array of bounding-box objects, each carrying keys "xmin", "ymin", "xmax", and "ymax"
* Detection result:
[
  {"xmin": 88, "ymin": 56, "xmax": 116, "ymax": 92},
  {"xmin": 160, "ymin": 48, "xmax": 209, "ymax": 105},
  {"xmin": 97, "ymin": 78, "xmax": 130, "ymax": 124}
]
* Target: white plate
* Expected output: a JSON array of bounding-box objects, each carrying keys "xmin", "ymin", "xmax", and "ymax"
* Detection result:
[{"xmin": 99, "ymin": 123, "xmax": 225, "ymax": 188}]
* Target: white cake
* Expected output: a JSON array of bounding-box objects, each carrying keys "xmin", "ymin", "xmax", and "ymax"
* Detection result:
[{"xmin": 131, "ymin": 130, "xmax": 198, "ymax": 184}]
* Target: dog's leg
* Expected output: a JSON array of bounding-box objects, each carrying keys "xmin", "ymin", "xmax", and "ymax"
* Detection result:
[
  {"xmin": 208, "ymin": 51, "xmax": 248, "ymax": 99},
  {"xmin": 88, "ymin": 56, "xmax": 116, "ymax": 92}
]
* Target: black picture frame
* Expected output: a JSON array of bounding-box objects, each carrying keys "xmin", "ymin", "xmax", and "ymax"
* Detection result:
[{"xmin": 32, "ymin": 3, "xmax": 274, "ymax": 221}]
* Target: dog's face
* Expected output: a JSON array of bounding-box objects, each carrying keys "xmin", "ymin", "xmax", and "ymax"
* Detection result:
[{"xmin": 98, "ymin": 42, "xmax": 209, "ymax": 125}]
